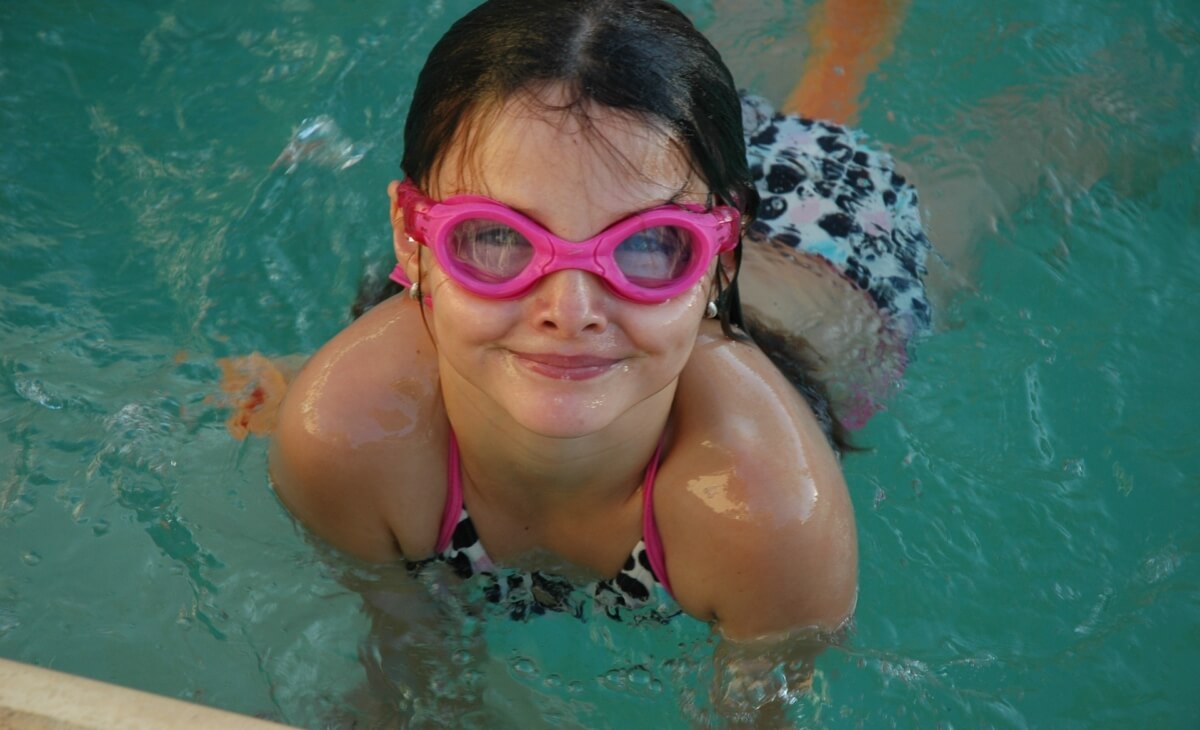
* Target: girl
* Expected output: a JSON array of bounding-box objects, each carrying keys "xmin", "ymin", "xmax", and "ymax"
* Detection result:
[{"xmin": 265, "ymin": 0, "xmax": 929, "ymax": 718}]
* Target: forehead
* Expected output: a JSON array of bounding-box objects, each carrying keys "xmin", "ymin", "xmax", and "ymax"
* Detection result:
[{"xmin": 431, "ymin": 86, "xmax": 702, "ymax": 215}]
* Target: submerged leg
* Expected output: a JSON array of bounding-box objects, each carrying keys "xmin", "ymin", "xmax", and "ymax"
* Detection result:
[{"xmin": 783, "ymin": 0, "xmax": 911, "ymax": 125}]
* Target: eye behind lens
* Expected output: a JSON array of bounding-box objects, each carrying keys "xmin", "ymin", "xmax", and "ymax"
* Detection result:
[
  {"xmin": 448, "ymin": 218, "xmax": 536, "ymax": 282},
  {"xmin": 613, "ymin": 226, "xmax": 696, "ymax": 288}
]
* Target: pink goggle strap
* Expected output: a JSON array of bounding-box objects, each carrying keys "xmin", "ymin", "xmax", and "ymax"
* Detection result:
[{"xmin": 389, "ymin": 264, "xmax": 413, "ymax": 287}]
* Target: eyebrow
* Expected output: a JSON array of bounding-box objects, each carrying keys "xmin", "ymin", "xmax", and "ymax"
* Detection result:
[
  {"xmin": 490, "ymin": 178, "xmax": 695, "ymax": 217},
  {"xmin": 505, "ymin": 198, "xmax": 672, "ymax": 233},
  {"xmin": 481, "ymin": 192, "xmax": 692, "ymax": 241}
]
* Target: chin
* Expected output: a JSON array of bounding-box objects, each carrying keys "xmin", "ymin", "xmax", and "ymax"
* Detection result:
[
  {"xmin": 503, "ymin": 377, "xmax": 676, "ymax": 441},
  {"xmin": 506, "ymin": 397, "xmax": 622, "ymax": 440}
]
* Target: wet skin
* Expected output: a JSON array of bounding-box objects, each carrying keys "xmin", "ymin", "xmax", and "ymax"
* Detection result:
[{"xmin": 269, "ymin": 84, "xmax": 857, "ymax": 641}]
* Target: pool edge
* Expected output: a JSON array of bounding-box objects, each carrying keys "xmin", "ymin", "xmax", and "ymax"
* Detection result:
[{"xmin": 0, "ymin": 657, "xmax": 297, "ymax": 729}]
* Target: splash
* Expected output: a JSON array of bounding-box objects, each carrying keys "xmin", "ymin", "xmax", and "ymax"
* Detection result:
[{"xmin": 272, "ymin": 115, "xmax": 368, "ymax": 174}]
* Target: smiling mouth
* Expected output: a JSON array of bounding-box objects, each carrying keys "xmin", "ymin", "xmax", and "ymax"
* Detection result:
[{"xmin": 512, "ymin": 353, "xmax": 622, "ymax": 381}]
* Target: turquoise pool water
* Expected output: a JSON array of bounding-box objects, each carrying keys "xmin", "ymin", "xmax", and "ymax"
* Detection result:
[{"xmin": 2, "ymin": 0, "xmax": 1198, "ymax": 726}]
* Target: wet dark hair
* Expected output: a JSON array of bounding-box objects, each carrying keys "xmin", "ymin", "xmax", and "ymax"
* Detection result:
[
  {"xmin": 357, "ymin": 0, "xmax": 754, "ymax": 313},
  {"xmin": 404, "ymin": 0, "xmax": 748, "ymax": 190},
  {"xmin": 403, "ymin": 0, "xmax": 755, "ymax": 332},
  {"xmin": 352, "ymin": 0, "xmax": 854, "ymax": 449}
]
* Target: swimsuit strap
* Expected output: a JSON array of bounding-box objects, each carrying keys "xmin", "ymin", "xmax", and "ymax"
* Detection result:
[
  {"xmin": 435, "ymin": 429, "xmax": 673, "ymax": 597},
  {"xmin": 435, "ymin": 430, "xmax": 464, "ymax": 553},
  {"xmin": 640, "ymin": 434, "xmax": 672, "ymax": 596}
]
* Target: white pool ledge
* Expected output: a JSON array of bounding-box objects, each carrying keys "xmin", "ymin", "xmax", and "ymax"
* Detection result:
[{"xmin": 0, "ymin": 658, "xmax": 296, "ymax": 729}]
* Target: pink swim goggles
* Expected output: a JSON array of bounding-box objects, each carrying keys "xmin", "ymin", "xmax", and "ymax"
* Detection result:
[{"xmin": 391, "ymin": 179, "xmax": 740, "ymax": 303}]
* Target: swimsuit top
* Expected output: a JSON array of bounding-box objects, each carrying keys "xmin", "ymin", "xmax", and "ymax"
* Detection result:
[{"xmin": 413, "ymin": 430, "xmax": 676, "ymax": 621}]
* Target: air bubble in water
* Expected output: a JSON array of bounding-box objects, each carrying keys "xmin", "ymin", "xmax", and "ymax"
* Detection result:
[
  {"xmin": 459, "ymin": 668, "xmax": 483, "ymax": 693},
  {"xmin": 0, "ymin": 610, "xmax": 18, "ymax": 637},
  {"xmin": 600, "ymin": 669, "xmax": 625, "ymax": 690},
  {"xmin": 627, "ymin": 666, "xmax": 652, "ymax": 687},
  {"xmin": 510, "ymin": 656, "xmax": 538, "ymax": 678}
]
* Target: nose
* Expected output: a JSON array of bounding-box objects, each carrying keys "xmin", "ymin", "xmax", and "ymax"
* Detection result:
[{"xmin": 529, "ymin": 269, "xmax": 610, "ymax": 336}]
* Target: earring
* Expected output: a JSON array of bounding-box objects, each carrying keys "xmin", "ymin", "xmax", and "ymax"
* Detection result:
[
  {"xmin": 705, "ymin": 300, "xmax": 719, "ymax": 319},
  {"xmin": 408, "ymin": 282, "xmax": 422, "ymax": 300}
]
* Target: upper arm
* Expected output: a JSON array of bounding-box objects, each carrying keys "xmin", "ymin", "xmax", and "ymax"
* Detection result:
[
  {"xmin": 268, "ymin": 399, "xmax": 403, "ymax": 563},
  {"xmin": 669, "ymin": 443, "xmax": 858, "ymax": 640},
  {"xmin": 267, "ymin": 297, "xmax": 443, "ymax": 563},
  {"xmin": 703, "ymin": 468, "xmax": 858, "ymax": 640},
  {"xmin": 666, "ymin": 331, "xmax": 859, "ymax": 639}
]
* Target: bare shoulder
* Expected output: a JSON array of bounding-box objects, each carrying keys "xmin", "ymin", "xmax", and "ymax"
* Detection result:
[
  {"xmin": 658, "ymin": 323, "xmax": 858, "ymax": 639},
  {"xmin": 269, "ymin": 295, "xmax": 448, "ymax": 562}
]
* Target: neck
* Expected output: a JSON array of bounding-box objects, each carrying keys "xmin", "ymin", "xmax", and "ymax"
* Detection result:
[{"xmin": 441, "ymin": 383, "xmax": 674, "ymax": 519}]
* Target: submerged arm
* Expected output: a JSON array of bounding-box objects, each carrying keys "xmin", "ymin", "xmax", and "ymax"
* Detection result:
[{"xmin": 668, "ymin": 329, "xmax": 859, "ymax": 721}]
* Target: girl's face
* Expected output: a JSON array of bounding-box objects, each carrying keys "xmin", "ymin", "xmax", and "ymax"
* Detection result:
[{"xmin": 401, "ymin": 87, "xmax": 716, "ymax": 440}]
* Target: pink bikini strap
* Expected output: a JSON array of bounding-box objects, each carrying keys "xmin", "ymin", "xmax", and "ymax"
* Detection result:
[
  {"xmin": 436, "ymin": 429, "xmax": 674, "ymax": 598},
  {"xmin": 435, "ymin": 430, "xmax": 464, "ymax": 553},
  {"xmin": 641, "ymin": 433, "xmax": 673, "ymax": 597}
]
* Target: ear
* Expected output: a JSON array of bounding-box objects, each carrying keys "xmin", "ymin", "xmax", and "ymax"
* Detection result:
[{"xmin": 388, "ymin": 180, "xmax": 422, "ymax": 286}]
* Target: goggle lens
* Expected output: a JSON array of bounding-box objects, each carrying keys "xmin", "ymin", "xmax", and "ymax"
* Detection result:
[
  {"xmin": 611, "ymin": 225, "xmax": 695, "ymax": 289},
  {"xmin": 447, "ymin": 220, "xmax": 535, "ymax": 283}
]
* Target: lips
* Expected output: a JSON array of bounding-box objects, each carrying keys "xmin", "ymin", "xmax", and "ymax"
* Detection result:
[{"xmin": 512, "ymin": 352, "xmax": 622, "ymax": 380}]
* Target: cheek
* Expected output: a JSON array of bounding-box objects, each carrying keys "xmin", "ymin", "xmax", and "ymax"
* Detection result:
[
  {"xmin": 425, "ymin": 274, "xmax": 514, "ymax": 346},
  {"xmin": 661, "ymin": 280, "xmax": 710, "ymax": 330},
  {"xmin": 433, "ymin": 297, "xmax": 510, "ymax": 344},
  {"xmin": 625, "ymin": 286, "xmax": 708, "ymax": 353}
]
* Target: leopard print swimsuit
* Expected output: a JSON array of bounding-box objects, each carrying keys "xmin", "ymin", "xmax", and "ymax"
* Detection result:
[{"xmin": 406, "ymin": 431, "xmax": 677, "ymax": 623}]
